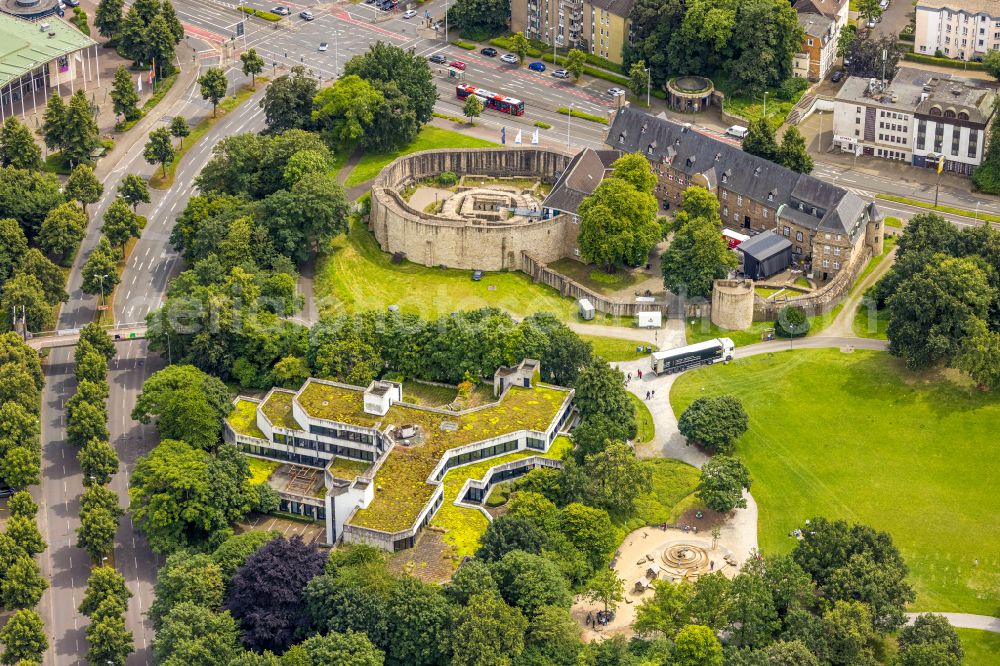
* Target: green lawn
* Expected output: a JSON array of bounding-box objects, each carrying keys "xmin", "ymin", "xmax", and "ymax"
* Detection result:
[
  {"xmin": 547, "ymin": 258, "xmax": 647, "ymax": 296},
  {"xmin": 315, "ymin": 218, "xmax": 582, "ymax": 321},
  {"xmin": 629, "ymin": 393, "xmax": 655, "ymax": 443},
  {"xmin": 956, "ymin": 629, "xmax": 1000, "ymax": 665},
  {"xmin": 686, "ymin": 317, "xmax": 775, "ymax": 348},
  {"xmin": 343, "ymin": 126, "xmax": 496, "ymax": 187},
  {"xmin": 850, "ymin": 236, "xmax": 898, "ymax": 339},
  {"xmin": 612, "ymin": 458, "xmax": 701, "ymax": 539},
  {"xmin": 581, "ymin": 335, "xmax": 655, "ymax": 362},
  {"xmin": 670, "ymin": 349, "xmax": 1000, "ymax": 615}
]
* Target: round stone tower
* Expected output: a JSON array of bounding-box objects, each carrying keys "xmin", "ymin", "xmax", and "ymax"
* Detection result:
[{"xmin": 711, "ymin": 279, "xmax": 755, "ymax": 331}]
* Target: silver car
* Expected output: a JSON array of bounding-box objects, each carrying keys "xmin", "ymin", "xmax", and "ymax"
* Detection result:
[
  {"xmin": 607, "ymin": 87, "xmax": 626, "ymax": 97},
  {"xmin": 551, "ymin": 69, "xmax": 571, "ymax": 78},
  {"xmin": 500, "ymin": 53, "xmax": 519, "ymax": 64}
]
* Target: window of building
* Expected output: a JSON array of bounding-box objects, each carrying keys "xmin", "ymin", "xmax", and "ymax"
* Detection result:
[
  {"xmin": 796, "ymin": 231, "xmax": 803, "ymax": 242},
  {"xmin": 834, "ymin": 247, "xmax": 841, "ymax": 256},
  {"xmin": 736, "ymin": 195, "xmax": 743, "ymax": 206},
  {"xmin": 733, "ymin": 213, "xmax": 738, "ymax": 222},
  {"xmin": 723, "ymin": 206, "xmax": 728, "ymax": 217},
  {"xmin": 969, "ymin": 131, "xmax": 979, "ymax": 157},
  {"xmin": 824, "ymin": 244, "xmax": 830, "ymax": 253},
  {"xmin": 825, "ymin": 233, "xmax": 830, "ymax": 239},
  {"xmin": 822, "ymin": 259, "xmax": 830, "ymax": 268},
  {"xmin": 833, "ymin": 261, "xmax": 841, "ymax": 270},
  {"xmin": 763, "ymin": 208, "xmax": 769, "ymax": 219},
  {"xmin": 783, "ymin": 226, "xmax": 790, "ymax": 236},
  {"xmin": 721, "ymin": 190, "xmax": 728, "ymax": 200}
]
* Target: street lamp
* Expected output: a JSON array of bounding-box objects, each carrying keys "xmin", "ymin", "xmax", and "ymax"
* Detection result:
[
  {"xmin": 93, "ymin": 273, "xmax": 108, "ymax": 308},
  {"xmin": 644, "ymin": 66, "xmax": 650, "ymax": 107}
]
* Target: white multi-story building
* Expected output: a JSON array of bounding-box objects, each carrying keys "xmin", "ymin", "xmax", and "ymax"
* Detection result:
[
  {"xmin": 832, "ymin": 67, "xmax": 995, "ymax": 176},
  {"xmin": 914, "ymin": 0, "xmax": 1000, "ymax": 61}
]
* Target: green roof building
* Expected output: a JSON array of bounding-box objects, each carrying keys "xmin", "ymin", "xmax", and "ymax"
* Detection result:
[{"xmin": 0, "ymin": 13, "xmax": 98, "ymax": 120}]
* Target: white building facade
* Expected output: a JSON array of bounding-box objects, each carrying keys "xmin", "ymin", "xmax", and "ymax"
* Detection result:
[{"xmin": 914, "ymin": 0, "xmax": 1000, "ymax": 61}]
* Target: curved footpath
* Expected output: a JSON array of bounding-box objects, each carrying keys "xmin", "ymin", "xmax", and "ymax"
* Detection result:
[{"xmin": 611, "ymin": 336, "xmax": 1000, "ymax": 634}]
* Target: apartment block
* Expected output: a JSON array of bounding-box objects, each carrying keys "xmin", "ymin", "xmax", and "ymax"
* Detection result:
[
  {"xmin": 793, "ymin": 0, "xmax": 849, "ymax": 81},
  {"xmin": 914, "ymin": 0, "xmax": 1000, "ymax": 61},
  {"xmin": 510, "ymin": 0, "xmax": 635, "ymax": 64}
]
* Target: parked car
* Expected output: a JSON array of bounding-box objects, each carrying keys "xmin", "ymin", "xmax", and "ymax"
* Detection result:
[
  {"xmin": 500, "ymin": 53, "xmax": 519, "ymax": 64},
  {"xmin": 64, "ymin": 0, "xmax": 80, "ymax": 6},
  {"xmin": 472, "ymin": 270, "xmax": 484, "ymax": 281},
  {"xmin": 319, "ymin": 42, "xmax": 328, "ymax": 51},
  {"xmin": 551, "ymin": 69, "xmax": 570, "ymax": 78},
  {"xmin": 481, "ymin": 47, "xmax": 498, "ymax": 57},
  {"xmin": 831, "ymin": 69, "xmax": 844, "ymax": 83},
  {"xmin": 528, "ymin": 61, "xmax": 546, "ymax": 72},
  {"xmin": 879, "ymin": 0, "xmax": 890, "ymax": 8},
  {"xmin": 271, "ymin": 6, "xmax": 290, "ymax": 14},
  {"xmin": 299, "ymin": 10, "xmax": 314, "ymax": 20},
  {"xmin": 449, "ymin": 60, "xmax": 466, "ymax": 70},
  {"xmin": 607, "ymin": 87, "xmax": 626, "ymax": 97},
  {"xmin": 866, "ymin": 17, "xmax": 877, "ymax": 28},
  {"xmin": 0, "ymin": 484, "xmax": 14, "ymax": 499},
  {"xmin": 403, "ymin": 9, "xmax": 417, "ymax": 18},
  {"xmin": 429, "ymin": 53, "xmax": 447, "ymax": 64}
]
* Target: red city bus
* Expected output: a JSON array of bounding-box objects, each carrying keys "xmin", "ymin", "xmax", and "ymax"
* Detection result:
[{"xmin": 456, "ymin": 84, "xmax": 525, "ymax": 116}]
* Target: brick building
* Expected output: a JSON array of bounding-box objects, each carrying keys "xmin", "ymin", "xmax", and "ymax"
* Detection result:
[
  {"xmin": 792, "ymin": 0, "xmax": 848, "ymax": 81},
  {"xmin": 606, "ymin": 107, "xmax": 883, "ymax": 283},
  {"xmin": 510, "ymin": 0, "xmax": 635, "ymax": 64}
]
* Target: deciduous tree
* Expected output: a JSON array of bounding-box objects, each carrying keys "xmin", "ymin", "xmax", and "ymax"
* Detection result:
[
  {"xmin": 63, "ymin": 90, "xmax": 101, "ymax": 167},
  {"xmin": 41, "ymin": 94, "xmax": 67, "ymax": 154},
  {"xmin": 20, "ymin": 248, "xmax": 69, "ymax": 305},
  {"xmin": 583, "ymin": 441, "xmax": 652, "ymax": 514},
  {"xmin": 80, "ymin": 566, "xmax": 132, "ymax": 617},
  {"xmin": 0, "ymin": 608, "xmax": 47, "ymax": 664},
  {"xmin": 149, "ymin": 552, "xmax": 225, "ymax": 629},
  {"xmin": 0, "ymin": 273, "xmax": 54, "ymax": 333},
  {"xmin": 311, "ymin": 75, "xmax": 385, "ymax": 147},
  {"xmin": 77, "ymin": 504, "xmax": 120, "ymax": 561},
  {"xmin": 198, "ymin": 68, "xmax": 228, "ymax": 117},
  {"xmin": 78, "ymin": 438, "xmax": 119, "ymax": 486},
  {"xmin": 4, "ymin": 515, "xmax": 45, "ymax": 556},
  {"xmin": 697, "ymin": 455, "xmax": 752, "ymax": 513},
  {"xmin": 565, "ymin": 49, "xmax": 586, "ymax": 79},
  {"xmin": 169, "ymin": 115, "xmax": 189, "ymax": 149},
  {"xmin": 85, "ymin": 607, "xmax": 134, "ymax": 666},
  {"xmin": 144, "ymin": 127, "xmax": 175, "ymax": 176},
  {"xmin": 261, "ymin": 66, "xmax": 318, "ymax": 134},
  {"xmin": 132, "ymin": 364, "xmax": 231, "ymax": 448},
  {"xmin": 111, "ymin": 64, "xmax": 140, "ymax": 121},
  {"xmin": 7, "ymin": 491, "xmax": 38, "ymax": 520},
  {"xmin": 101, "ymin": 196, "xmax": 143, "ymax": 253},
  {"xmin": 118, "ymin": 173, "xmax": 150, "ymax": 211},
  {"xmin": 1, "ymin": 554, "xmax": 47, "ymax": 608},
  {"xmin": 778, "ymin": 126, "xmax": 814, "ymax": 174},
  {"xmin": 509, "ymin": 32, "xmax": 530, "ymax": 64},
  {"xmin": 153, "ymin": 602, "xmax": 241, "ymax": 666},
  {"xmin": 0, "ymin": 117, "xmax": 42, "ymax": 171},
  {"xmin": 451, "ymin": 591, "xmax": 527, "ymax": 666},
  {"xmin": 240, "ymin": 48, "xmax": 265, "ymax": 89},
  {"xmin": 577, "ymin": 175, "xmax": 660, "ymax": 271},
  {"xmin": 0, "ymin": 446, "xmax": 39, "ymax": 490},
  {"xmin": 635, "ymin": 579, "xmax": 693, "ymax": 638},
  {"xmin": 673, "ymin": 624, "xmax": 723, "ymax": 666},
  {"xmin": 462, "ymin": 94, "xmax": 483, "ymax": 124},
  {"xmin": 742, "ymin": 118, "xmax": 779, "ymax": 163},
  {"xmin": 677, "ymin": 395, "xmax": 749, "ymax": 454},
  {"xmin": 661, "ymin": 213, "xmax": 737, "ymax": 299},
  {"xmin": 38, "ymin": 202, "xmax": 87, "ymax": 265},
  {"xmin": 586, "ymin": 568, "xmax": 625, "ymax": 614},
  {"xmin": 629, "ymin": 60, "xmax": 649, "ymax": 99},
  {"xmin": 95, "ymin": 0, "xmax": 125, "ymax": 41},
  {"xmin": 383, "ymin": 576, "xmax": 451, "ymax": 666},
  {"xmin": 492, "ymin": 549, "xmax": 572, "ymax": 616}
]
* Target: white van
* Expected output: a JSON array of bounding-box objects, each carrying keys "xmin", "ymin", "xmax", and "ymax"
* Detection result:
[{"xmin": 725, "ymin": 125, "xmax": 749, "ymax": 139}]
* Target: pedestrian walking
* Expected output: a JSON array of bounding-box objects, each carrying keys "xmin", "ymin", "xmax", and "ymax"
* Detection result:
[
  {"xmin": 651, "ymin": 389, "xmax": 656, "ymax": 398},
  {"xmin": 645, "ymin": 390, "xmax": 650, "ymax": 400},
  {"xmin": 638, "ymin": 369, "xmax": 642, "ymax": 379}
]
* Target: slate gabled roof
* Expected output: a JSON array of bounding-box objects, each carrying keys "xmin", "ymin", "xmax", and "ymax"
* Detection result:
[
  {"xmin": 606, "ymin": 107, "xmax": 869, "ymax": 241},
  {"xmin": 542, "ymin": 148, "xmax": 620, "ymax": 214}
]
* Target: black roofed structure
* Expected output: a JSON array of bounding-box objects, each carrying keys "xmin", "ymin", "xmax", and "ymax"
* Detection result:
[
  {"xmin": 737, "ymin": 233, "xmax": 793, "ymax": 280},
  {"xmin": 606, "ymin": 107, "xmax": 884, "ymax": 283}
]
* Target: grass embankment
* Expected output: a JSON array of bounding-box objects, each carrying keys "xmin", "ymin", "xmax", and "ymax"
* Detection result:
[
  {"xmin": 150, "ymin": 80, "xmax": 263, "ymax": 189},
  {"xmin": 876, "ymin": 194, "xmax": 1000, "ymax": 224},
  {"xmin": 581, "ymin": 335, "xmax": 655, "ymax": 362},
  {"xmin": 546, "ymin": 258, "xmax": 645, "ymax": 296},
  {"xmin": 343, "ymin": 126, "xmax": 496, "ymax": 187},
  {"xmin": 315, "ymin": 219, "xmax": 580, "ymax": 321},
  {"xmin": 117, "ymin": 70, "xmax": 180, "ymax": 133},
  {"xmin": 612, "ymin": 458, "xmax": 701, "ymax": 540},
  {"xmin": 556, "ymin": 107, "xmax": 609, "ymax": 125},
  {"xmin": 628, "ymin": 393, "xmax": 654, "ymax": 444},
  {"xmin": 956, "ymin": 629, "xmax": 1000, "ymax": 665},
  {"xmin": 670, "ymin": 349, "xmax": 1000, "ymax": 615},
  {"xmin": 851, "ymin": 236, "xmax": 898, "ymax": 339}
]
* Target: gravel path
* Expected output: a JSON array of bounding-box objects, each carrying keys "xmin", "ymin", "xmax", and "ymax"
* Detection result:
[{"xmin": 905, "ymin": 613, "xmax": 1000, "ymax": 633}]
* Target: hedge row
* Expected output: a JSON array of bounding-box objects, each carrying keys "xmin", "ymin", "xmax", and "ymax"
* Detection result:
[
  {"xmin": 239, "ymin": 6, "xmax": 282, "ymax": 21},
  {"xmin": 556, "ymin": 106, "xmax": 609, "ymax": 124},
  {"xmin": 489, "ymin": 36, "xmax": 543, "ymax": 58},
  {"xmin": 451, "ymin": 39, "xmax": 476, "ymax": 50},
  {"xmin": 539, "ymin": 53, "xmax": 631, "ymax": 86},
  {"xmin": 902, "ymin": 52, "xmax": 985, "ymax": 70}
]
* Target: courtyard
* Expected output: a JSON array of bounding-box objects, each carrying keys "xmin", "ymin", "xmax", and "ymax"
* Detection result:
[{"xmin": 669, "ymin": 349, "xmax": 1000, "ymax": 616}]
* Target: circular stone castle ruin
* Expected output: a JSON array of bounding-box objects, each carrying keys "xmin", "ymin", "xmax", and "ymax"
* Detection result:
[{"xmin": 369, "ymin": 148, "xmax": 580, "ymax": 272}]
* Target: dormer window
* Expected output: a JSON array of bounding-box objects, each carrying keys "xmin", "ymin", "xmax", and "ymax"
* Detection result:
[
  {"xmin": 641, "ymin": 122, "xmax": 648, "ymax": 133},
  {"xmin": 618, "ymin": 133, "xmax": 625, "ymax": 144},
  {"xmin": 754, "ymin": 167, "xmax": 761, "ymax": 176},
  {"xmin": 767, "ymin": 191, "xmax": 775, "ymax": 202},
  {"xmin": 714, "ymin": 152, "xmax": 721, "ymax": 161},
  {"xmin": 722, "ymin": 170, "xmax": 730, "ymax": 184},
  {"xmin": 812, "ymin": 207, "xmax": 818, "ymax": 216},
  {"xmin": 686, "ymin": 156, "xmax": 696, "ymax": 167},
  {"xmin": 647, "ymin": 144, "xmax": 654, "ymax": 155}
]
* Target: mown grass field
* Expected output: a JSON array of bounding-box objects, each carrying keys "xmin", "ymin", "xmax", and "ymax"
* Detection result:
[
  {"xmin": 581, "ymin": 335, "xmax": 655, "ymax": 362},
  {"xmin": 956, "ymin": 628, "xmax": 1000, "ymax": 665},
  {"xmin": 670, "ymin": 349, "xmax": 1000, "ymax": 616},
  {"xmin": 343, "ymin": 126, "xmax": 496, "ymax": 187},
  {"xmin": 315, "ymin": 219, "xmax": 582, "ymax": 321}
]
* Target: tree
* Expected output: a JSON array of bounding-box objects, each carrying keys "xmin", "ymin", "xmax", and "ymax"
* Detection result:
[
  {"xmin": 836, "ymin": 23, "xmax": 857, "ymax": 58},
  {"xmin": 146, "ymin": 14, "xmax": 177, "ymax": 78},
  {"xmin": 583, "ymin": 442, "xmax": 652, "ymax": 514},
  {"xmin": 20, "ymin": 248, "xmax": 69, "ymax": 305},
  {"xmin": 311, "ymin": 75, "xmax": 385, "ymax": 148},
  {"xmin": 451, "ymin": 591, "xmax": 527, "ymax": 666},
  {"xmin": 826, "ymin": 554, "xmax": 914, "ymax": 632},
  {"xmin": 896, "ymin": 614, "xmax": 963, "ymax": 666},
  {"xmin": 463, "ymin": 94, "xmax": 483, "ymax": 125},
  {"xmin": 210, "ymin": 531, "xmax": 278, "ymax": 582},
  {"xmin": 67, "ymin": 399, "xmax": 109, "ymax": 448},
  {"xmin": 78, "ymin": 438, "xmax": 119, "ymax": 486},
  {"xmin": 261, "ymin": 66, "xmax": 318, "ymax": 133},
  {"xmin": 117, "ymin": 6, "xmax": 148, "ymax": 63},
  {"xmin": 95, "ymin": 0, "xmax": 125, "ymax": 41},
  {"xmin": 778, "ymin": 126, "xmax": 813, "ymax": 174},
  {"xmin": 7, "ymin": 491, "xmax": 38, "ymax": 520},
  {"xmin": 857, "ymin": 0, "xmax": 883, "ymax": 23},
  {"xmin": 0, "ymin": 402, "xmax": 38, "ymax": 451},
  {"xmin": 573, "ymin": 359, "xmax": 636, "ymax": 439},
  {"xmin": 169, "ymin": 116, "xmax": 189, "ymax": 149},
  {"xmin": 586, "ymin": 568, "xmax": 625, "ymax": 614},
  {"xmin": 687, "ymin": 572, "xmax": 732, "ymax": 631},
  {"xmin": 823, "ymin": 600, "xmax": 876, "ymax": 666},
  {"xmin": 0, "ymin": 609, "xmax": 47, "ymax": 665},
  {"xmin": 673, "ymin": 624, "xmax": 723, "ymax": 666},
  {"xmin": 161, "ymin": 0, "xmax": 185, "ymax": 42},
  {"xmin": 661, "ymin": 214, "xmax": 737, "ymax": 299},
  {"xmin": 954, "ymin": 317, "xmax": 1000, "ymax": 389},
  {"xmin": 241, "ymin": 48, "xmax": 265, "ymax": 89},
  {"xmin": 0, "ymin": 273, "xmax": 54, "ymax": 333},
  {"xmin": 63, "ymin": 90, "xmax": 101, "ymax": 166},
  {"xmin": 77, "ymin": 505, "xmax": 120, "ymax": 560},
  {"xmin": 635, "ymin": 579, "xmax": 693, "ymax": 637},
  {"xmin": 101, "ymin": 196, "xmax": 143, "ymax": 253},
  {"xmin": 611, "ymin": 153, "xmax": 657, "ymax": 193},
  {"xmin": 153, "ymin": 602, "xmax": 241, "ymax": 666},
  {"xmin": 677, "ymin": 395, "xmax": 749, "ymax": 454},
  {"xmin": 343, "ymin": 41, "xmax": 437, "ymax": 126},
  {"xmin": 476, "ymin": 515, "xmax": 547, "ymax": 562},
  {"xmin": 199, "ymin": 68, "xmax": 228, "ymax": 117},
  {"xmin": 775, "ymin": 305, "xmax": 810, "ymax": 338},
  {"xmin": 445, "ymin": 0, "xmax": 509, "ymax": 38},
  {"xmin": 724, "ymin": 0, "xmax": 802, "ymax": 94},
  {"xmin": 887, "ymin": 257, "xmax": 993, "ymax": 369},
  {"xmin": 144, "ymin": 127, "xmax": 175, "ymax": 177},
  {"xmin": 557, "ymin": 502, "xmax": 617, "ymax": 575},
  {"xmin": 844, "ymin": 34, "xmax": 903, "ymax": 79},
  {"xmin": 492, "ymin": 549, "xmax": 572, "ymax": 616},
  {"xmin": 697, "ymin": 455, "xmax": 752, "ymax": 513},
  {"xmin": 577, "ymin": 175, "xmax": 660, "ymax": 272},
  {"xmin": 79, "ymin": 322, "xmax": 117, "ymax": 361},
  {"xmin": 727, "ymin": 559, "xmax": 780, "ymax": 649},
  {"xmin": 225, "ymin": 535, "xmax": 327, "ymax": 652},
  {"xmin": 111, "ymin": 65, "xmax": 140, "ymax": 122},
  {"xmin": 5, "ymin": 515, "xmax": 45, "ymax": 556},
  {"xmin": 41, "ymin": 93, "xmax": 67, "ymax": 154},
  {"xmin": 383, "ymin": 576, "xmax": 451, "ymax": 666},
  {"xmin": 0, "ymin": 217, "xmax": 28, "ymax": 285},
  {"xmin": 118, "ymin": 174, "xmax": 150, "ymax": 213},
  {"xmin": 80, "ymin": 566, "xmax": 132, "ymax": 617},
  {"xmin": 565, "ymin": 48, "xmax": 586, "ymax": 79},
  {"xmin": 81, "ymin": 237, "xmax": 120, "ymax": 298},
  {"xmin": 270, "ymin": 355, "xmax": 310, "ymax": 389},
  {"xmin": 0, "ymin": 447, "xmax": 40, "ymax": 489},
  {"xmin": 985, "ymin": 50, "xmax": 1000, "ymax": 82},
  {"xmin": 509, "ymin": 32, "xmax": 530, "ymax": 65},
  {"xmin": 85, "ymin": 609, "xmax": 134, "ymax": 666},
  {"xmin": 149, "ymin": 552, "xmax": 225, "ymax": 629},
  {"xmin": 629, "ymin": 60, "xmax": 649, "ymax": 99},
  {"xmin": 38, "ymin": 202, "xmax": 87, "ymax": 265},
  {"xmin": 132, "ymin": 364, "xmax": 232, "ymax": 449},
  {"xmin": 742, "ymin": 118, "xmax": 779, "ymax": 163},
  {"xmin": 0, "ymin": 118, "xmax": 42, "ymax": 171},
  {"xmin": 1, "ymin": 555, "xmax": 47, "ymax": 608},
  {"xmin": 257, "ymin": 173, "xmax": 349, "ymax": 264}
]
